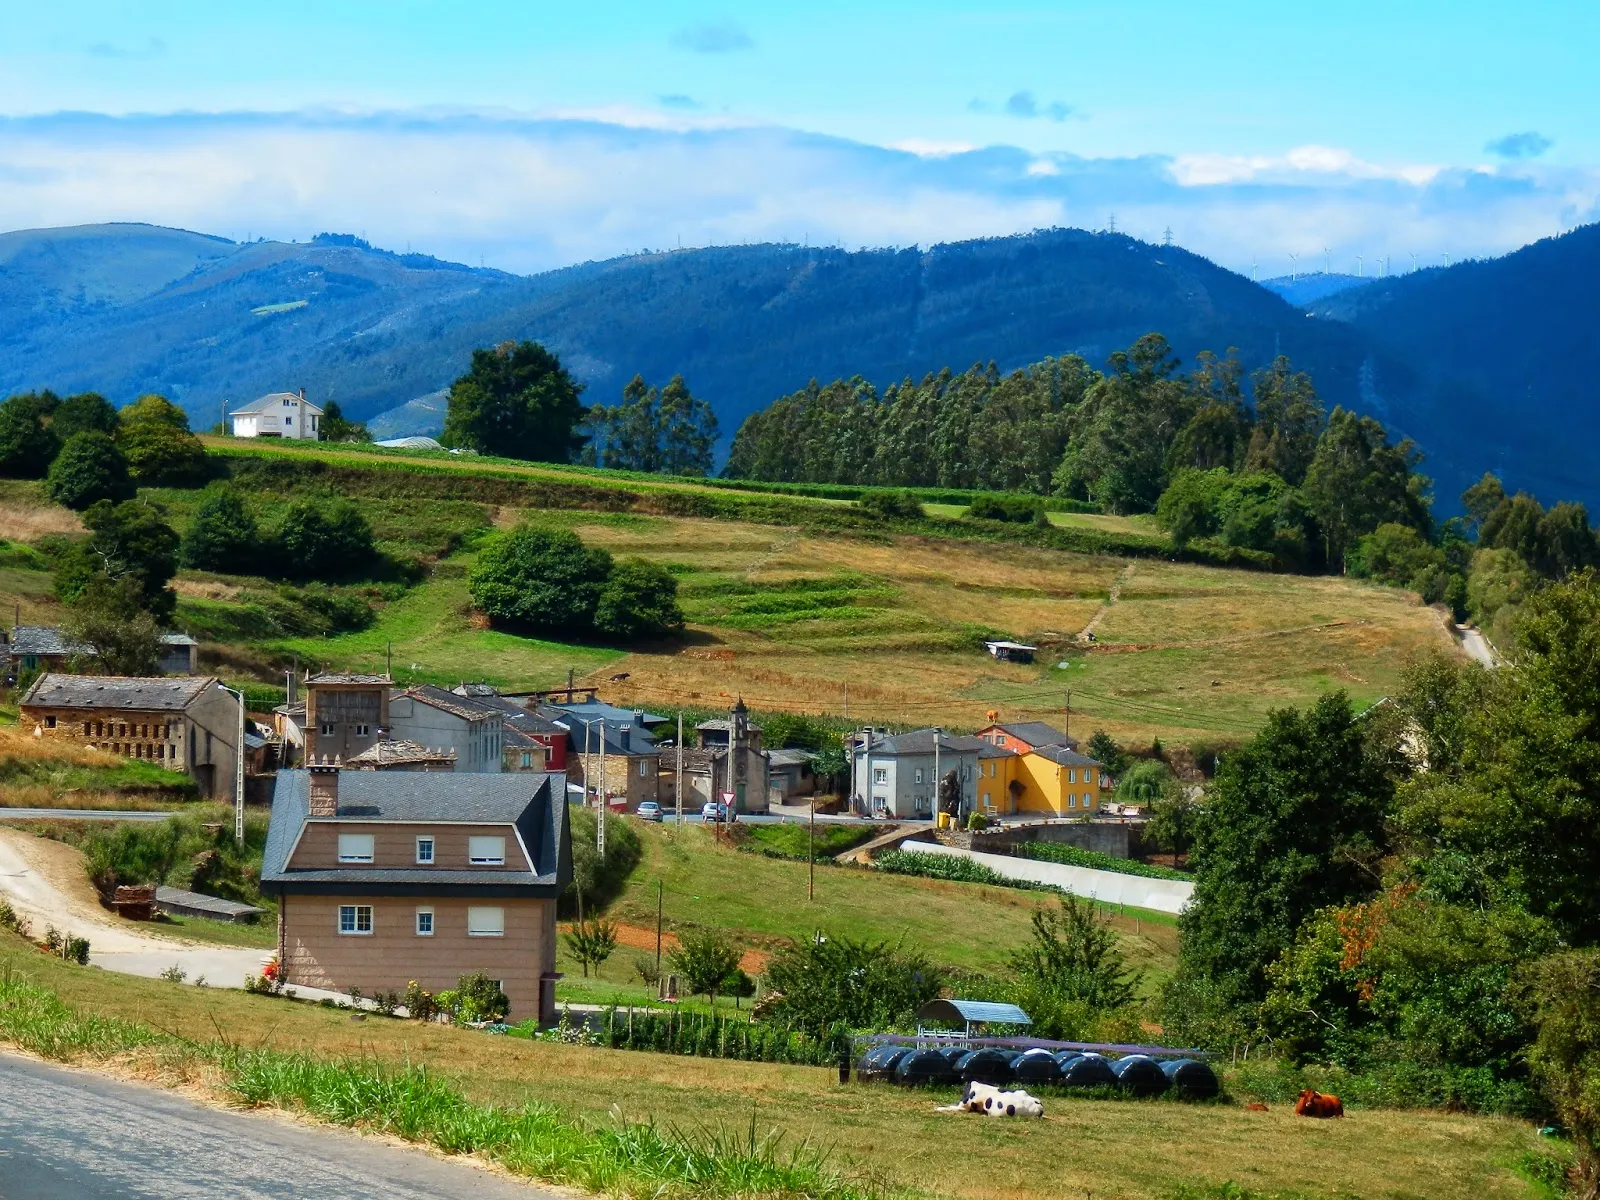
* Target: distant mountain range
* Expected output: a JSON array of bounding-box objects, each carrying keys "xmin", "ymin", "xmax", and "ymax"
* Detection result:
[
  {"xmin": 0, "ymin": 221, "xmax": 1595, "ymax": 511},
  {"xmin": 1259, "ymin": 272, "xmax": 1373, "ymax": 307}
]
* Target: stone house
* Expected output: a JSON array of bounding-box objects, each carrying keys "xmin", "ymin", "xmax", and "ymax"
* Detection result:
[
  {"xmin": 3, "ymin": 626, "xmax": 199, "ymax": 679},
  {"xmin": 18, "ymin": 674, "xmax": 243, "ymax": 800},
  {"xmin": 537, "ymin": 700, "xmax": 663, "ymax": 808},
  {"xmin": 260, "ymin": 765, "xmax": 571, "ymax": 1023},
  {"xmin": 767, "ymin": 748, "xmax": 818, "ymax": 801},
  {"xmin": 386, "ymin": 685, "xmax": 505, "ymax": 773},
  {"xmin": 303, "ymin": 673, "xmax": 391, "ymax": 763},
  {"xmin": 661, "ymin": 700, "xmax": 771, "ymax": 813}
]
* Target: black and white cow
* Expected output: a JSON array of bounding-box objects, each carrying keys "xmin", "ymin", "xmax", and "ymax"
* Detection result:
[{"xmin": 936, "ymin": 1080, "xmax": 1045, "ymax": 1118}]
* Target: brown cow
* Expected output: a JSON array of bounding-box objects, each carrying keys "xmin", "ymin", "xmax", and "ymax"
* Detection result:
[
  {"xmin": 1294, "ymin": 1088, "xmax": 1344, "ymax": 1118},
  {"xmin": 1244, "ymin": 1102, "xmax": 1269, "ymax": 1112}
]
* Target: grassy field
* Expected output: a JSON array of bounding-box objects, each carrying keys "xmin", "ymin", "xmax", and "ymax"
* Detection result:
[
  {"xmin": 0, "ymin": 437, "xmax": 1460, "ymax": 745},
  {"xmin": 599, "ymin": 822, "xmax": 1179, "ymax": 985},
  {"xmin": 0, "ymin": 932, "xmax": 1559, "ymax": 1200},
  {"xmin": 0, "ymin": 726, "xmax": 198, "ymax": 808}
]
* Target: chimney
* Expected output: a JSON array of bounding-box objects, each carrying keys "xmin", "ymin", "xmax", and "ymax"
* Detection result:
[{"xmin": 308, "ymin": 759, "xmax": 339, "ymax": 817}]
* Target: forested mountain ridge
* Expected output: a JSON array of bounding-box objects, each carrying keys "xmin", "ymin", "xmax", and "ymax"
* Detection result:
[
  {"xmin": 0, "ymin": 222, "xmax": 1377, "ymax": 443},
  {"xmin": 2, "ymin": 220, "xmax": 1597, "ymax": 508}
]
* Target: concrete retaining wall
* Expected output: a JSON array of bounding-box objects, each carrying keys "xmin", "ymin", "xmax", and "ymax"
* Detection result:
[
  {"xmin": 970, "ymin": 821, "xmax": 1145, "ymax": 859},
  {"xmin": 909, "ymin": 841, "xmax": 1194, "ymax": 915}
]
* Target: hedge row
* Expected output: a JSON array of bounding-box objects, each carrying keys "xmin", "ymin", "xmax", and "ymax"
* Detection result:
[
  {"xmin": 1015, "ymin": 841, "xmax": 1191, "ymax": 881},
  {"xmin": 573, "ymin": 1005, "xmax": 850, "ymax": 1064}
]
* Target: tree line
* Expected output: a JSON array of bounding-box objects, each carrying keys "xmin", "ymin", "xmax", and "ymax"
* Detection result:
[{"xmin": 1166, "ymin": 572, "xmax": 1600, "ymax": 1175}]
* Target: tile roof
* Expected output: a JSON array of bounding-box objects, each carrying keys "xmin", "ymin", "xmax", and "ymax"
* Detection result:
[
  {"xmin": 230, "ymin": 391, "xmax": 325, "ymax": 416},
  {"xmin": 347, "ymin": 739, "xmax": 457, "ymax": 767},
  {"xmin": 261, "ymin": 769, "xmax": 571, "ymax": 894},
  {"xmin": 20, "ymin": 673, "xmax": 220, "ymax": 712},
  {"xmin": 400, "ymin": 684, "xmax": 505, "ymax": 721}
]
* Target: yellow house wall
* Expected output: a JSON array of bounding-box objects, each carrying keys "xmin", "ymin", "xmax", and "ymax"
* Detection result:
[{"xmin": 975, "ymin": 754, "xmax": 1102, "ymax": 817}]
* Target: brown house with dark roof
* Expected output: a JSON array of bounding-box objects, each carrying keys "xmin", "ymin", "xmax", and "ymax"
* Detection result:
[{"xmin": 260, "ymin": 765, "xmax": 571, "ymax": 1023}]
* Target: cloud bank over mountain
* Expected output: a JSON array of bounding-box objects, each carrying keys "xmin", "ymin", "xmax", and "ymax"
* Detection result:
[{"xmin": 0, "ymin": 109, "xmax": 1594, "ymax": 275}]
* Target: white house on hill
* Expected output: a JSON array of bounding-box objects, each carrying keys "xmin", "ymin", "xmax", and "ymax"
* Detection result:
[{"xmin": 230, "ymin": 390, "xmax": 323, "ymax": 439}]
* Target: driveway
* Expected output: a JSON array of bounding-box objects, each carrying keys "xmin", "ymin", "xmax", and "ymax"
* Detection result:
[
  {"xmin": 0, "ymin": 828, "xmax": 265, "ymax": 989},
  {"xmin": 0, "ymin": 1053, "xmax": 554, "ymax": 1199}
]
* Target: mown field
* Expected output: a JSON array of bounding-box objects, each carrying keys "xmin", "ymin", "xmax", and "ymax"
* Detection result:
[
  {"xmin": 0, "ymin": 440, "xmax": 1459, "ymax": 744},
  {"xmin": 0, "ymin": 933, "xmax": 1559, "ymax": 1200}
]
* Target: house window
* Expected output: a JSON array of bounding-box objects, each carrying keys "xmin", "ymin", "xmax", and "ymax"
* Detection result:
[
  {"xmin": 1084, "ymin": 793, "xmax": 1093, "ymax": 806},
  {"xmin": 1086, "ymin": 769, "xmax": 1096, "ymax": 785},
  {"xmin": 520, "ymin": 751, "xmax": 532, "ymax": 769},
  {"xmin": 415, "ymin": 908, "xmax": 434, "ymax": 936},
  {"xmin": 320, "ymin": 722, "xmax": 335, "ymax": 736},
  {"xmin": 415, "ymin": 836, "xmax": 435, "ymax": 864},
  {"xmin": 45, "ymin": 716, "xmax": 56, "ymax": 728},
  {"xmin": 283, "ymin": 398, "xmax": 293, "ymax": 407},
  {"xmin": 914, "ymin": 768, "xmax": 923, "ymax": 785},
  {"xmin": 355, "ymin": 724, "xmax": 370, "ymax": 737},
  {"xmin": 337, "ymin": 833, "xmax": 375, "ymax": 863},
  {"xmin": 468, "ymin": 836, "xmax": 505, "ymax": 865},
  {"xmin": 467, "ymin": 906, "xmax": 505, "ymax": 937},
  {"xmin": 873, "ymin": 768, "xmax": 887, "ymax": 784},
  {"xmin": 338, "ymin": 905, "xmax": 373, "ymax": 934},
  {"xmin": 1067, "ymin": 794, "xmax": 1076, "ymax": 809},
  {"xmin": 1067, "ymin": 768, "xmax": 1075, "ymax": 783},
  {"xmin": 638, "ymin": 759, "xmax": 648, "ymax": 777}
]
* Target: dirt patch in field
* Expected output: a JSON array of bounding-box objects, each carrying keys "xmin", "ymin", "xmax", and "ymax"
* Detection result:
[
  {"xmin": 0, "ymin": 500, "xmax": 82, "ymax": 540},
  {"xmin": 561, "ymin": 920, "xmax": 769, "ymax": 974}
]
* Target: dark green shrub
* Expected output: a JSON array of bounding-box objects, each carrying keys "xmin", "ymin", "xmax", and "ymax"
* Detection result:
[
  {"xmin": 967, "ymin": 492, "xmax": 1045, "ymax": 523},
  {"xmin": 180, "ymin": 487, "xmax": 261, "ymax": 573},
  {"xmin": 276, "ymin": 496, "xmax": 375, "ymax": 579},
  {"xmin": 593, "ymin": 557, "xmax": 684, "ymax": 640},
  {"xmin": 759, "ymin": 931, "xmax": 943, "ymax": 1035},
  {"xmin": 469, "ymin": 525, "xmax": 612, "ymax": 636},
  {"xmin": 46, "ymin": 431, "xmax": 135, "ymax": 509},
  {"xmin": 855, "ymin": 489, "xmax": 924, "ymax": 519},
  {"xmin": 0, "ymin": 392, "xmax": 60, "ymax": 479}
]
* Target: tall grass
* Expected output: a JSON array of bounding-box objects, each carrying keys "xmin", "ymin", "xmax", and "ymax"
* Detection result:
[{"xmin": 0, "ymin": 958, "xmax": 877, "ymax": 1200}]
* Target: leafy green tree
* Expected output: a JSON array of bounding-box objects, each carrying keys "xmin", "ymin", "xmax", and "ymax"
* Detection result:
[
  {"xmin": 1085, "ymin": 729, "xmax": 1129, "ymax": 777},
  {"xmin": 1007, "ymin": 894, "xmax": 1138, "ymax": 1017},
  {"xmin": 759, "ymin": 932, "xmax": 943, "ymax": 1035},
  {"xmin": 51, "ymin": 392, "xmax": 119, "ymax": 441},
  {"xmin": 443, "ymin": 340, "xmax": 586, "ymax": 462},
  {"xmin": 1302, "ymin": 407, "xmax": 1431, "ymax": 570},
  {"xmin": 54, "ymin": 499, "xmax": 181, "ymax": 623},
  {"xmin": 1147, "ymin": 783, "xmax": 1200, "ymax": 865},
  {"xmin": 1115, "ymin": 758, "xmax": 1175, "ymax": 807},
  {"xmin": 722, "ymin": 967, "xmax": 756, "ymax": 1008},
  {"xmin": 589, "ymin": 374, "xmax": 720, "ymax": 476},
  {"xmin": 1466, "ymin": 547, "xmax": 1534, "ymax": 635},
  {"xmin": 468, "ymin": 525, "xmax": 612, "ymax": 635},
  {"xmin": 1519, "ymin": 950, "xmax": 1600, "ymax": 1194},
  {"xmin": 117, "ymin": 394, "xmax": 208, "ymax": 484},
  {"xmin": 275, "ymin": 497, "xmax": 375, "ymax": 580},
  {"xmin": 46, "ymin": 431, "xmax": 136, "ymax": 510},
  {"xmin": 1243, "ymin": 357, "xmax": 1324, "ymax": 485},
  {"xmin": 592, "ymin": 557, "xmax": 684, "ymax": 641},
  {"xmin": 1155, "ymin": 467, "xmax": 1230, "ymax": 547},
  {"xmin": 855, "ymin": 489, "xmax": 923, "ymax": 520},
  {"xmin": 318, "ymin": 401, "xmax": 371, "ymax": 443},
  {"xmin": 562, "ymin": 916, "xmax": 618, "ymax": 977},
  {"xmin": 0, "ymin": 393, "xmax": 61, "ymax": 478},
  {"xmin": 667, "ymin": 928, "xmax": 743, "ymax": 1004},
  {"xmin": 180, "ymin": 487, "xmax": 261, "ymax": 574},
  {"xmin": 1176, "ymin": 691, "xmax": 1392, "ymax": 1012},
  {"xmin": 60, "ymin": 574, "xmax": 164, "ymax": 675},
  {"xmin": 1348, "ymin": 523, "xmax": 1447, "ymax": 595}
]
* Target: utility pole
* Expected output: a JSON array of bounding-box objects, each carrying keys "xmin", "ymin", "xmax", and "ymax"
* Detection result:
[
  {"xmin": 675, "ymin": 712, "xmax": 685, "ymax": 829},
  {"xmin": 218, "ymin": 685, "xmax": 247, "ymax": 847},
  {"xmin": 581, "ymin": 719, "xmax": 593, "ymax": 809},
  {"xmin": 808, "ymin": 799, "xmax": 816, "ymax": 901},
  {"xmin": 1064, "ymin": 688, "xmax": 1071, "ymax": 742},
  {"xmin": 933, "ymin": 728, "xmax": 941, "ymax": 824},
  {"xmin": 597, "ymin": 719, "xmax": 607, "ymax": 860},
  {"xmin": 655, "ymin": 879, "xmax": 664, "ymax": 984}
]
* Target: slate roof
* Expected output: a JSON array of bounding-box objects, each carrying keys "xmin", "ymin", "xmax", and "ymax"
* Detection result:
[
  {"xmin": 864, "ymin": 729, "xmax": 988, "ymax": 756},
  {"xmin": 260, "ymin": 769, "xmax": 570, "ymax": 894},
  {"xmin": 503, "ymin": 726, "xmax": 541, "ymax": 749},
  {"xmin": 160, "ymin": 633, "xmax": 199, "ymax": 648},
  {"xmin": 306, "ymin": 672, "xmax": 391, "ymax": 686},
  {"xmin": 695, "ymin": 718, "xmax": 764, "ymax": 733},
  {"xmin": 6, "ymin": 626, "xmax": 88, "ymax": 657},
  {"xmin": 1030, "ymin": 744, "xmax": 1104, "ymax": 768},
  {"xmin": 20, "ymin": 673, "xmax": 219, "ymax": 712},
  {"xmin": 993, "ymin": 721, "xmax": 1075, "ymax": 749},
  {"xmin": 541, "ymin": 706, "xmax": 659, "ymax": 755},
  {"xmin": 154, "ymin": 886, "xmax": 263, "ymax": 920},
  {"xmin": 231, "ymin": 391, "xmax": 325, "ymax": 416},
  {"xmin": 546, "ymin": 700, "xmax": 668, "ymax": 727},
  {"xmin": 768, "ymin": 748, "xmax": 814, "ymax": 768},
  {"xmin": 347, "ymin": 739, "xmax": 457, "ymax": 767},
  {"xmin": 400, "ymin": 684, "xmax": 503, "ymax": 721}
]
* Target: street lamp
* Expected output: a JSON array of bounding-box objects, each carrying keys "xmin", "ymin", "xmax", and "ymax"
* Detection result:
[{"xmin": 218, "ymin": 684, "xmax": 247, "ymax": 847}]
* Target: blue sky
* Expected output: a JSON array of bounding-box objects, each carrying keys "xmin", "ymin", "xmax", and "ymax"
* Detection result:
[{"xmin": 0, "ymin": 2, "xmax": 1595, "ymax": 274}]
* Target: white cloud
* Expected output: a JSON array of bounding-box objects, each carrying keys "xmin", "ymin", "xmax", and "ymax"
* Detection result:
[{"xmin": 0, "ymin": 111, "xmax": 1592, "ymax": 277}]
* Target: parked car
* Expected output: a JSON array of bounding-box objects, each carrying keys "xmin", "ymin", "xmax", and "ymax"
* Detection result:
[
  {"xmin": 701, "ymin": 801, "xmax": 735, "ymax": 823},
  {"xmin": 635, "ymin": 801, "xmax": 662, "ymax": 822}
]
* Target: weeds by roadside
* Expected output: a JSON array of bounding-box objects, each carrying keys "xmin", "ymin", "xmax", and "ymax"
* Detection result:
[{"xmin": 0, "ymin": 960, "xmax": 879, "ymax": 1200}]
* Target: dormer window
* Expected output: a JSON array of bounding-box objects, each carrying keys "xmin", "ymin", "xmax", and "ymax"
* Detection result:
[{"xmin": 415, "ymin": 835, "xmax": 434, "ymax": 864}]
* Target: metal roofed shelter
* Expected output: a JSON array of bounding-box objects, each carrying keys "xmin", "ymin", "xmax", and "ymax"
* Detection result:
[
  {"xmin": 984, "ymin": 640, "xmax": 1037, "ymax": 664},
  {"xmin": 918, "ymin": 999, "xmax": 1033, "ymax": 1037}
]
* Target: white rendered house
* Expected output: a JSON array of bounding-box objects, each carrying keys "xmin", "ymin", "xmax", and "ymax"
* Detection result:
[{"xmin": 229, "ymin": 390, "xmax": 324, "ymax": 438}]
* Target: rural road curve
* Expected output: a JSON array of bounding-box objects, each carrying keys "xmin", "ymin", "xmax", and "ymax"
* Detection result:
[
  {"xmin": 0, "ymin": 829, "xmax": 268, "ymax": 990},
  {"xmin": 0, "ymin": 1053, "xmax": 556, "ymax": 1199},
  {"xmin": 1457, "ymin": 625, "xmax": 1499, "ymax": 668}
]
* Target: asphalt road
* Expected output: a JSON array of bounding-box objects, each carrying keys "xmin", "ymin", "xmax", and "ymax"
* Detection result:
[{"xmin": 0, "ymin": 1053, "xmax": 554, "ymax": 1199}]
